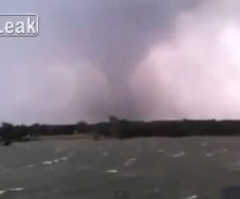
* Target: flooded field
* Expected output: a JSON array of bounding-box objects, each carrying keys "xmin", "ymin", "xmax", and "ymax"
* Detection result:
[{"xmin": 0, "ymin": 137, "xmax": 240, "ymax": 199}]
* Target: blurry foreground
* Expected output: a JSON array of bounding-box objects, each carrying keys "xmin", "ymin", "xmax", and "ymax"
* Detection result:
[{"xmin": 1, "ymin": 137, "xmax": 240, "ymax": 198}]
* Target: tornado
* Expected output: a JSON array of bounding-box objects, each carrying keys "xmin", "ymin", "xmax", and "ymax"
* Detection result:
[{"xmin": 2, "ymin": 0, "xmax": 240, "ymax": 124}]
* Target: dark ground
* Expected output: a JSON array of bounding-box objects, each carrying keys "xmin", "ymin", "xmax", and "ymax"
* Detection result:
[{"xmin": 0, "ymin": 137, "xmax": 240, "ymax": 199}]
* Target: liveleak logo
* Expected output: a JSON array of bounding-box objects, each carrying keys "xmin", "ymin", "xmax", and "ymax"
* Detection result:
[{"xmin": 0, "ymin": 13, "xmax": 39, "ymax": 37}]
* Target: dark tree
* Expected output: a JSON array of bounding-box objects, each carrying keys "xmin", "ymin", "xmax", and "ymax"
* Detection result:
[{"xmin": 76, "ymin": 121, "xmax": 90, "ymax": 133}]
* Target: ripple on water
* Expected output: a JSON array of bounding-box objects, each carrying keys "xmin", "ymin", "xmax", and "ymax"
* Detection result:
[
  {"xmin": 9, "ymin": 187, "xmax": 24, "ymax": 192},
  {"xmin": 60, "ymin": 157, "xmax": 67, "ymax": 161},
  {"xmin": 164, "ymin": 151, "xmax": 185, "ymax": 158},
  {"xmin": 124, "ymin": 158, "xmax": 136, "ymax": 167},
  {"xmin": 55, "ymin": 148, "xmax": 62, "ymax": 153},
  {"xmin": 222, "ymin": 148, "xmax": 228, "ymax": 152},
  {"xmin": 205, "ymin": 153, "xmax": 214, "ymax": 157},
  {"xmin": 157, "ymin": 149, "xmax": 164, "ymax": 153},
  {"xmin": 42, "ymin": 161, "xmax": 53, "ymax": 165},
  {"xmin": 102, "ymin": 152, "xmax": 108, "ymax": 156},
  {"xmin": 171, "ymin": 151, "xmax": 185, "ymax": 158},
  {"xmin": 0, "ymin": 188, "xmax": 24, "ymax": 195},
  {"xmin": 25, "ymin": 164, "xmax": 35, "ymax": 168},
  {"xmin": 146, "ymin": 188, "xmax": 159, "ymax": 193},
  {"xmin": 0, "ymin": 190, "xmax": 6, "ymax": 195},
  {"xmin": 106, "ymin": 169, "xmax": 118, "ymax": 174},
  {"xmin": 181, "ymin": 194, "xmax": 197, "ymax": 199}
]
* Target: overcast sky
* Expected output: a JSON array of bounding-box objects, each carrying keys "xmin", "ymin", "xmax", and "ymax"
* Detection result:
[{"xmin": 0, "ymin": 0, "xmax": 240, "ymax": 124}]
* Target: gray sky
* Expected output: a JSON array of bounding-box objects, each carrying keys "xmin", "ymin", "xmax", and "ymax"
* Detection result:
[{"xmin": 1, "ymin": 0, "xmax": 240, "ymax": 124}]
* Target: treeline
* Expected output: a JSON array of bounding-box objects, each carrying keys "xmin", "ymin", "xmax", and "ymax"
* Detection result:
[
  {"xmin": 1, "ymin": 117, "xmax": 240, "ymax": 143},
  {"xmin": 100, "ymin": 117, "xmax": 240, "ymax": 139}
]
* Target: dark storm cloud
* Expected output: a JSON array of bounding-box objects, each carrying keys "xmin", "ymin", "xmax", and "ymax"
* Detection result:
[
  {"xmin": 1, "ymin": 0, "xmax": 240, "ymax": 124},
  {"xmin": 31, "ymin": 0, "xmax": 199, "ymax": 120},
  {"xmin": 36, "ymin": 0, "xmax": 199, "ymax": 69}
]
